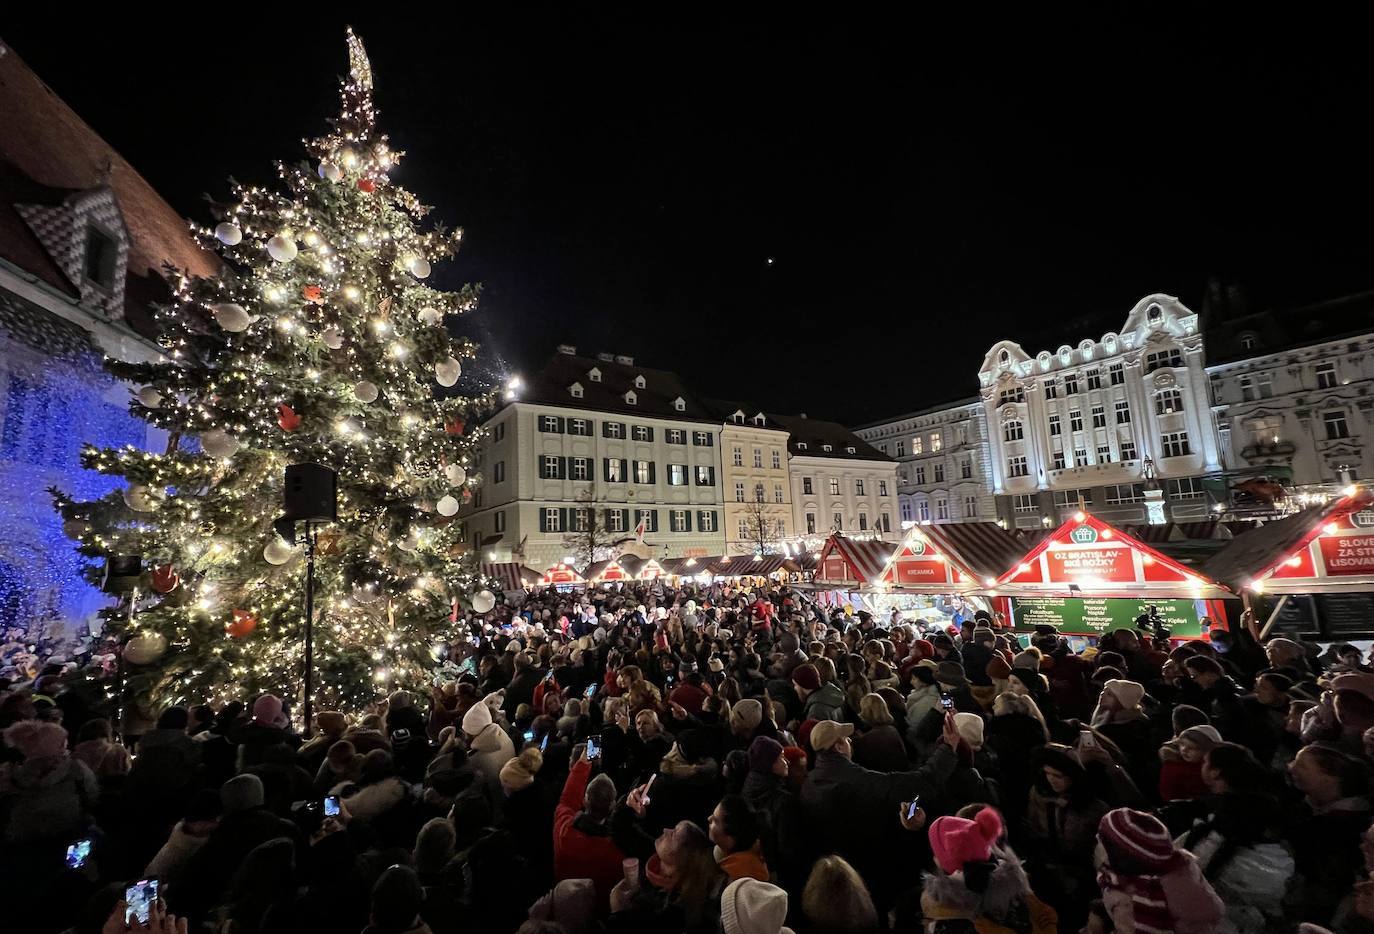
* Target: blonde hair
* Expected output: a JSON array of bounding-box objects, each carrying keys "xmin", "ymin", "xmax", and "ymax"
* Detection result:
[
  {"xmin": 802, "ymin": 856, "xmax": 877, "ymax": 933},
  {"xmin": 859, "ymin": 693, "xmax": 893, "ymax": 727},
  {"xmin": 993, "ymin": 691, "xmax": 1049, "ymax": 741}
]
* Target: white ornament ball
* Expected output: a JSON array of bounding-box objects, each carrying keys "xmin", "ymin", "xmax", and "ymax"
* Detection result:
[
  {"xmin": 263, "ymin": 537, "xmax": 296, "ymax": 566},
  {"xmin": 436, "ymin": 494, "xmax": 460, "ymax": 517},
  {"xmin": 214, "ymin": 222, "xmax": 243, "ymax": 245},
  {"xmin": 434, "ymin": 357, "xmax": 462, "ymax": 387},
  {"xmin": 471, "ymin": 589, "xmax": 497, "ymax": 614},
  {"xmin": 318, "ymin": 161, "xmax": 343, "ymax": 182},
  {"xmin": 444, "ymin": 464, "xmax": 467, "ymax": 486},
  {"xmin": 200, "ymin": 429, "xmax": 240, "ymax": 459},
  {"xmin": 212, "ymin": 303, "xmax": 252, "ymax": 332},
  {"xmin": 417, "ymin": 306, "xmax": 443, "ymax": 327},
  {"xmin": 124, "ymin": 632, "xmax": 169, "ymax": 666},
  {"xmin": 397, "ymin": 528, "xmax": 423, "ymax": 553},
  {"xmin": 321, "ymin": 327, "xmax": 345, "ymax": 350},
  {"xmin": 266, "ymin": 235, "xmax": 298, "ymax": 263},
  {"xmin": 122, "ymin": 484, "xmax": 158, "ymax": 513},
  {"xmin": 408, "ymin": 257, "xmax": 431, "ymax": 279},
  {"xmin": 351, "ymin": 581, "xmax": 383, "ymax": 605},
  {"xmin": 137, "ymin": 386, "xmax": 163, "ymax": 409},
  {"xmin": 353, "ymin": 380, "xmax": 379, "ymax": 404}
]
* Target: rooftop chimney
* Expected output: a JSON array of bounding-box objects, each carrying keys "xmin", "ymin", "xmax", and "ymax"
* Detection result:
[
  {"xmin": 556, "ymin": 344, "xmax": 577, "ymax": 356},
  {"xmin": 596, "ymin": 352, "xmax": 614, "ymax": 363},
  {"xmin": 614, "ymin": 354, "xmax": 635, "ymax": 366}
]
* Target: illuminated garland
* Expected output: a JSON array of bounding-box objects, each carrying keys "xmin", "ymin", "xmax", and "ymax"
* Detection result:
[{"xmin": 52, "ymin": 28, "xmax": 497, "ymax": 715}]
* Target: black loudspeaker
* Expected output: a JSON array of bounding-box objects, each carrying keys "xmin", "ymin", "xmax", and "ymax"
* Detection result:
[
  {"xmin": 283, "ymin": 463, "xmax": 338, "ymax": 522},
  {"xmin": 103, "ymin": 555, "xmax": 142, "ymax": 593}
]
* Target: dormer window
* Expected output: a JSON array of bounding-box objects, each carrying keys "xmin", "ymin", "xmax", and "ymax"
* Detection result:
[
  {"xmin": 624, "ymin": 390, "xmax": 637, "ymax": 405},
  {"xmin": 1147, "ymin": 303, "xmax": 1162, "ymax": 322},
  {"xmin": 569, "ymin": 382, "xmax": 584, "ymax": 399},
  {"xmin": 822, "ymin": 444, "xmax": 833, "ymax": 452},
  {"xmin": 84, "ymin": 225, "xmax": 119, "ymax": 290},
  {"xmin": 633, "ymin": 375, "xmax": 646, "ymax": 389},
  {"xmin": 845, "ymin": 446, "xmax": 856, "ymax": 454},
  {"xmin": 753, "ymin": 414, "xmax": 766, "ymax": 426},
  {"xmin": 732, "ymin": 411, "xmax": 745, "ymax": 424},
  {"xmin": 673, "ymin": 396, "xmax": 686, "ymax": 412},
  {"xmin": 797, "ymin": 442, "xmax": 808, "ymax": 451},
  {"xmin": 999, "ymin": 350, "xmax": 1010, "ymax": 366},
  {"xmin": 588, "ymin": 367, "xmax": 601, "ymax": 382}
]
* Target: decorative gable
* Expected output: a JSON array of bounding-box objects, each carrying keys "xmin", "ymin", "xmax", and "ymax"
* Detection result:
[{"xmin": 16, "ymin": 187, "xmax": 129, "ymax": 318}]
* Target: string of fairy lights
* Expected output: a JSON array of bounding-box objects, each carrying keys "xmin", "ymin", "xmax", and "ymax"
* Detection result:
[{"xmin": 53, "ymin": 28, "xmax": 497, "ymax": 715}]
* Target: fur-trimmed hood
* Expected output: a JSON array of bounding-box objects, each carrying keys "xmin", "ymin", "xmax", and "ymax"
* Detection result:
[{"xmin": 922, "ymin": 854, "xmax": 1033, "ymax": 921}]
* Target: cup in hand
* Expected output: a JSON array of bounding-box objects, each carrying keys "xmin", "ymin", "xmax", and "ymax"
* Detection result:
[{"xmin": 622, "ymin": 857, "xmax": 640, "ymax": 890}]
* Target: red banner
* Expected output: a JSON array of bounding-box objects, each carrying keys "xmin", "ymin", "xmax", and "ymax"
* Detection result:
[
  {"xmin": 1319, "ymin": 534, "xmax": 1374, "ymax": 576},
  {"xmin": 1045, "ymin": 545, "xmax": 1135, "ymax": 583},
  {"xmin": 892, "ymin": 559, "xmax": 949, "ymax": 585}
]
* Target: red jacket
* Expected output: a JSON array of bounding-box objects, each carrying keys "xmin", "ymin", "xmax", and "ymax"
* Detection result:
[{"xmin": 553, "ymin": 758, "xmax": 624, "ymax": 908}]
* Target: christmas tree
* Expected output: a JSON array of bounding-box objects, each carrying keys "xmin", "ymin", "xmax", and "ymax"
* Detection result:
[{"xmin": 53, "ymin": 29, "xmax": 495, "ymax": 715}]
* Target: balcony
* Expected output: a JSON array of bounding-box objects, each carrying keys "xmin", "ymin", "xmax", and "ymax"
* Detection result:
[{"xmin": 1240, "ymin": 439, "xmax": 1296, "ymax": 462}]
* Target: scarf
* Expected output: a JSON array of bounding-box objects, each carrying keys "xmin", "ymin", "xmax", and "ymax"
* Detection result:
[{"xmin": 1096, "ymin": 864, "xmax": 1176, "ymax": 934}]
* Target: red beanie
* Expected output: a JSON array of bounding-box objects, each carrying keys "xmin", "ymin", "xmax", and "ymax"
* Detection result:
[
  {"xmin": 792, "ymin": 663, "xmax": 821, "ymax": 691},
  {"xmin": 1098, "ymin": 808, "xmax": 1176, "ymax": 871},
  {"xmin": 911, "ymin": 639, "xmax": 935, "ymax": 661},
  {"xmin": 929, "ymin": 808, "xmax": 1003, "ymax": 874}
]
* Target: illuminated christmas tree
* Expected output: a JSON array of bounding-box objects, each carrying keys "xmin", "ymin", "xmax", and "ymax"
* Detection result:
[{"xmin": 53, "ymin": 29, "xmax": 494, "ymax": 714}]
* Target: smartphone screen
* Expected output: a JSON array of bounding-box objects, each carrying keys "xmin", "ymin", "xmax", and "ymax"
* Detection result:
[
  {"xmin": 523, "ymin": 729, "xmax": 535, "ymax": 743},
  {"xmin": 126, "ymin": 878, "xmax": 159, "ymax": 924},
  {"xmin": 586, "ymin": 736, "xmax": 602, "ymax": 760},
  {"xmin": 1079, "ymin": 729, "xmax": 1097, "ymax": 748},
  {"xmin": 940, "ymin": 693, "xmax": 954, "ymax": 710},
  {"xmin": 541, "ymin": 734, "xmax": 550, "ymax": 752},
  {"xmin": 643, "ymin": 772, "xmax": 657, "ymax": 804},
  {"xmin": 65, "ymin": 838, "xmax": 92, "ymax": 869},
  {"xmin": 584, "ymin": 684, "xmax": 597, "ymax": 699},
  {"xmin": 907, "ymin": 798, "xmax": 921, "ymax": 820},
  {"xmin": 323, "ymin": 795, "xmax": 340, "ymax": 817}
]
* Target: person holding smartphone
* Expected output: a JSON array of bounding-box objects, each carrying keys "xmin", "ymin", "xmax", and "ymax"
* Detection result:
[{"xmin": 553, "ymin": 741, "xmax": 625, "ymax": 904}]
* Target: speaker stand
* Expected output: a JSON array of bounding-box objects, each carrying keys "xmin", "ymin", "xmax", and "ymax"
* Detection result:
[{"xmin": 300, "ymin": 521, "xmax": 319, "ymax": 738}]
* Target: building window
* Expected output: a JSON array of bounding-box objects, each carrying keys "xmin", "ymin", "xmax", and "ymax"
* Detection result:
[
  {"xmin": 569, "ymin": 509, "xmax": 590, "ymax": 532},
  {"xmin": 1070, "ymin": 410, "xmax": 1083, "ymax": 432},
  {"xmin": 543, "ymin": 507, "xmax": 562, "ymax": 532},
  {"xmin": 1145, "ymin": 348, "xmax": 1183, "ymax": 373},
  {"xmin": 914, "ymin": 466, "xmax": 926, "ymax": 484},
  {"xmin": 1048, "ymin": 414, "xmax": 1062, "ymax": 436},
  {"xmin": 668, "ymin": 464, "xmax": 687, "ymax": 485},
  {"xmin": 834, "ymin": 512, "xmax": 844, "ymax": 529},
  {"xmin": 750, "ymin": 448, "xmax": 761, "ymax": 468},
  {"xmin": 695, "ymin": 465, "xmax": 714, "ymax": 486},
  {"xmin": 931, "ymin": 433, "xmax": 943, "ymax": 452},
  {"xmin": 879, "ymin": 479, "xmax": 888, "ymax": 496},
  {"xmin": 636, "ymin": 510, "xmax": 658, "ymax": 533},
  {"xmin": 1044, "ymin": 379, "xmax": 1058, "ymax": 400},
  {"xmin": 1013, "ymin": 494, "xmax": 1037, "ymax": 513},
  {"xmin": 964, "ymin": 496, "xmax": 978, "ymax": 517},
  {"xmin": 960, "ymin": 459, "xmax": 972, "ymax": 480},
  {"xmin": 1241, "ymin": 334, "xmax": 1257, "ymax": 351},
  {"xmin": 732, "ymin": 446, "xmax": 743, "ymax": 467},
  {"xmin": 539, "ymin": 415, "xmax": 562, "ymax": 433},
  {"xmin": 935, "ymin": 499, "xmax": 948, "ymax": 520},
  {"xmin": 493, "ymin": 422, "xmax": 505, "ymax": 442},
  {"xmin": 1115, "ymin": 400, "xmax": 1131, "ymax": 424},
  {"xmin": 667, "ymin": 510, "xmax": 686, "ymax": 532},
  {"xmin": 1086, "ymin": 369, "xmax": 1102, "ymax": 390},
  {"xmin": 634, "ymin": 460, "xmax": 652, "ymax": 484},
  {"xmin": 1096, "ymin": 444, "xmax": 1112, "ymax": 463},
  {"xmin": 1120, "ymin": 438, "xmax": 1138, "ymax": 460},
  {"xmin": 955, "ymin": 424, "xmax": 969, "ymax": 446},
  {"xmin": 806, "ymin": 513, "xmax": 817, "ymax": 534},
  {"xmin": 772, "ymin": 449, "xmax": 782, "ymax": 469},
  {"xmin": 912, "ymin": 436, "xmax": 923, "ymax": 454},
  {"xmin": 1155, "ymin": 389, "xmax": 1183, "ymax": 415},
  {"xmin": 1064, "ymin": 374, "xmax": 1079, "ymax": 395},
  {"xmin": 698, "ymin": 511, "xmax": 716, "ymax": 532},
  {"xmin": 1092, "ymin": 406, "xmax": 1106, "ymax": 428},
  {"xmin": 632, "ymin": 425, "xmax": 652, "ymax": 442},
  {"xmin": 1004, "ymin": 420, "xmax": 1024, "ymax": 442},
  {"xmin": 693, "ymin": 431, "xmax": 713, "ymax": 446},
  {"xmin": 673, "ymin": 398, "xmax": 685, "ymax": 411},
  {"xmin": 1317, "ymin": 361, "xmax": 1339, "ymax": 389},
  {"xmin": 666, "ymin": 429, "xmax": 686, "ymax": 445},
  {"xmin": 1008, "ymin": 456, "xmax": 1029, "ymax": 477},
  {"xmin": 754, "ymin": 483, "xmax": 765, "ymax": 502},
  {"xmin": 83, "ymin": 226, "xmax": 119, "ymax": 289},
  {"xmin": 1105, "ymin": 483, "xmax": 1146, "ymax": 505},
  {"xmin": 895, "ymin": 440, "xmax": 905, "ymax": 457},
  {"xmin": 853, "ymin": 512, "xmax": 865, "ymax": 531},
  {"xmin": 1052, "ymin": 489, "xmax": 1087, "ymax": 509},
  {"xmin": 540, "ymin": 454, "xmax": 562, "ymax": 479},
  {"xmin": 828, "ymin": 478, "xmax": 841, "ymax": 496},
  {"xmin": 1166, "ymin": 477, "xmax": 1206, "ymax": 500},
  {"xmin": 934, "ymin": 463, "xmax": 945, "ymax": 482},
  {"xmin": 1325, "ymin": 410, "xmax": 1351, "ymax": 440},
  {"xmin": 493, "ymin": 461, "xmax": 506, "ymax": 483},
  {"xmin": 1074, "ymin": 448, "xmax": 1089, "ymax": 467},
  {"xmin": 605, "ymin": 422, "xmax": 624, "ymax": 439},
  {"xmin": 571, "ymin": 458, "xmax": 589, "ymax": 481},
  {"xmin": 1257, "ymin": 373, "xmax": 1274, "ymax": 398},
  {"xmin": 803, "ymin": 477, "xmax": 814, "ymax": 495},
  {"xmin": 1052, "ymin": 450, "xmax": 1066, "ymax": 470},
  {"xmin": 822, "ymin": 444, "xmax": 832, "ymax": 452},
  {"xmin": 900, "ymin": 500, "xmax": 913, "ymax": 522},
  {"xmin": 1161, "ymin": 431, "xmax": 1192, "ymax": 457},
  {"xmin": 1109, "ymin": 363, "xmax": 1124, "ymax": 385},
  {"xmin": 856, "ymin": 479, "xmax": 866, "ymax": 496},
  {"xmin": 917, "ymin": 501, "xmax": 930, "ymax": 522},
  {"xmin": 774, "ymin": 484, "xmax": 784, "ymax": 503},
  {"xmin": 606, "ymin": 459, "xmax": 624, "ymax": 483},
  {"xmin": 494, "ymin": 510, "xmax": 506, "ymax": 533},
  {"xmin": 735, "ymin": 482, "xmax": 745, "ymax": 502},
  {"xmin": 568, "ymin": 418, "xmax": 591, "ymax": 436},
  {"xmin": 604, "ymin": 510, "xmax": 625, "ymax": 533},
  {"xmin": 998, "ymin": 388, "xmax": 1025, "ymax": 407}
]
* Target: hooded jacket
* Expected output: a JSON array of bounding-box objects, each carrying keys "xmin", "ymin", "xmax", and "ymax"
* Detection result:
[
  {"xmin": 921, "ymin": 856, "xmax": 1058, "ymax": 933},
  {"xmin": 0, "ymin": 755, "xmax": 97, "ymax": 843},
  {"xmin": 466, "ymin": 721, "xmax": 516, "ymax": 793},
  {"xmin": 553, "ymin": 758, "xmax": 624, "ymax": 908},
  {"xmin": 801, "ymin": 682, "xmax": 846, "ymax": 722}
]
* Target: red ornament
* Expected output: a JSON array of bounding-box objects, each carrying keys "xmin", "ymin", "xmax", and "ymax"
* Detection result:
[
  {"xmin": 445, "ymin": 417, "xmax": 465, "ymax": 436},
  {"xmin": 278, "ymin": 403, "xmax": 301, "ymax": 431},
  {"xmin": 226, "ymin": 609, "xmax": 258, "ymax": 638},
  {"xmin": 303, "ymin": 284, "xmax": 323, "ymax": 302},
  {"xmin": 357, "ymin": 178, "xmax": 376, "ymax": 193},
  {"xmin": 150, "ymin": 564, "xmax": 180, "ymax": 594}
]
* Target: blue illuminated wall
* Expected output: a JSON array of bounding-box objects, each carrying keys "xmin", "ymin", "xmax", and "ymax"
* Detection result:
[{"xmin": 0, "ymin": 287, "xmax": 148, "ymax": 647}]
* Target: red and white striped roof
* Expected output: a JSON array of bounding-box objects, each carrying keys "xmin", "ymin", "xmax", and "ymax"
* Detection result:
[
  {"xmin": 814, "ymin": 534, "xmax": 895, "ymax": 587},
  {"xmin": 480, "ymin": 562, "xmax": 542, "ymax": 591},
  {"xmin": 877, "ymin": 522, "xmax": 1025, "ymax": 592}
]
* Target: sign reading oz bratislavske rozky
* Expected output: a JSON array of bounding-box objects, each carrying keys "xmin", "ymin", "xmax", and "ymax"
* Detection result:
[{"xmin": 1045, "ymin": 544, "xmax": 1136, "ymax": 583}]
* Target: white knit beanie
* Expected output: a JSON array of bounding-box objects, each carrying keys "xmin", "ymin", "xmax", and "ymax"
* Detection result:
[
  {"xmin": 721, "ymin": 878, "xmax": 794, "ymax": 934},
  {"xmin": 462, "ymin": 700, "xmax": 492, "ymax": 735},
  {"xmin": 953, "ymin": 712, "xmax": 985, "ymax": 750}
]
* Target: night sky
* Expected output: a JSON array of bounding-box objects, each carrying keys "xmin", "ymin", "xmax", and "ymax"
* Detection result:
[{"xmin": 5, "ymin": 11, "xmax": 1374, "ymax": 424}]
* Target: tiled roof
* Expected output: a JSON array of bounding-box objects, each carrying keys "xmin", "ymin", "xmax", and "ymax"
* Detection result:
[
  {"xmin": 1204, "ymin": 290, "xmax": 1374, "ymax": 365},
  {"xmin": 767, "ymin": 413, "xmax": 893, "ymax": 461},
  {"xmin": 0, "ymin": 40, "xmax": 216, "ymax": 334},
  {"xmin": 701, "ymin": 398, "xmax": 784, "ymax": 431},
  {"xmin": 516, "ymin": 351, "xmax": 718, "ymax": 423}
]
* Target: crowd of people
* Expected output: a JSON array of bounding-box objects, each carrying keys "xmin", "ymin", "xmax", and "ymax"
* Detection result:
[{"xmin": 4, "ymin": 578, "xmax": 1374, "ymax": 933}]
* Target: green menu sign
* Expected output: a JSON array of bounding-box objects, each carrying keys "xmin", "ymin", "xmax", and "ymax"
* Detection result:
[{"xmin": 1010, "ymin": 596, "xmax": 1206, "ymax": 638}]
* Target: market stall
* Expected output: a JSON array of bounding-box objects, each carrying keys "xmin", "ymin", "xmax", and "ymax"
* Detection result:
[
  {"xmin": 985, "ymin": 511, "xmax": 1232, "ymax": 640},
  {"xmin": 868, "ymin": 522, "xmax": 1027, "ymax": 624},
  {"xmin": 540, "ymin": 562, "xmax": 586, "ymax": 589},
  {"xmin": 584, "ymin": 555, "xmax": 639, "ymax": 585},
  {"xmin": 635, "ymin": 558, "xmax": 666, "ymax": 581},
  {"xmin": 480, "ymin": 562, "xmax": 543, "ymax": 596},
  {"xmin": 1200, "ymin": 487, "xmax": 1374, "ymax": 639},
  {"xmin": 809, "ymin": 534, "xmax": 896, "ymax": 612}
]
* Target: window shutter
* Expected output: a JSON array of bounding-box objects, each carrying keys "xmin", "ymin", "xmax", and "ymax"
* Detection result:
[
  {"xmin": 708, "ymin": 466, "xmax": 715, "ymax": 485},
  {"xmin": 560, "ymin": 508, "xmax": 570, "ymax": 531},
  {"xmin": 603, "ymin": 508, "xmax": 614, "ymax": 528},
  {"xmin": 647, "ymin": 427, "xmax": 655, "ymax": 442},
  {"xmin": 648, "ymin": 462, "xmax": 656, "ymax": 485},
  {"xmin": 538, "ymin": 510, "xmax": 549, "ymax": 532},
  {"xmin": 602, "ymin": 421, "xmax": 611, "ymax": 438},
  {"xmin": 555, "ymin": 416, "xmax": 566, "ymax": 433},
  {"xmin": 708, "ymin": 433, "xmax": 714, "ymax": 447},
  {"xmin": 538, "ymin": 458, "xmax": 549, "ymax": 480},
  {"xmin": 620, "ymin": 459, "xmax": 628, "ymax": 481}
]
